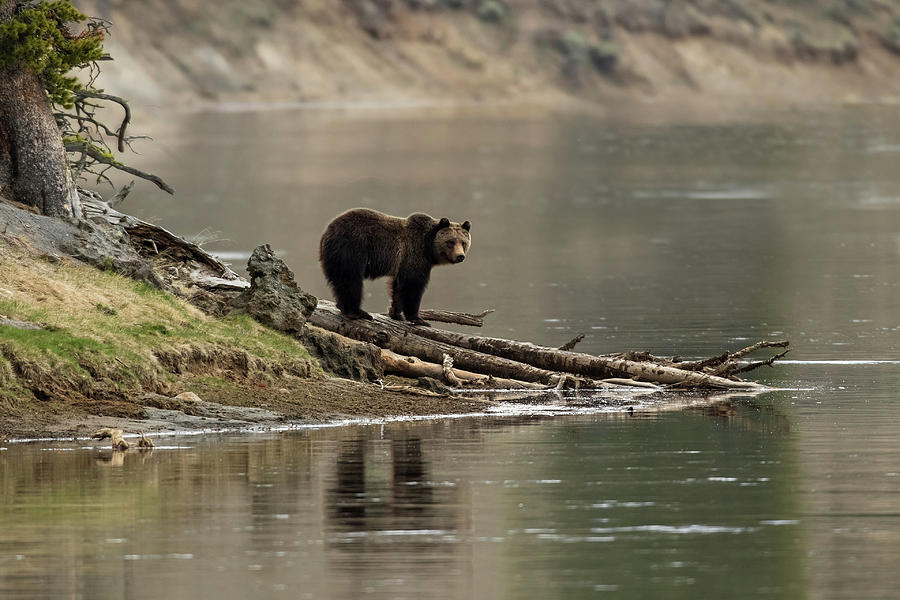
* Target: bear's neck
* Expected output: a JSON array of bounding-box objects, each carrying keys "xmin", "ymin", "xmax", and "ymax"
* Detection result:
[{"xmin": 424, "ymin": 226, "xmax": 440, "ymax": 265}]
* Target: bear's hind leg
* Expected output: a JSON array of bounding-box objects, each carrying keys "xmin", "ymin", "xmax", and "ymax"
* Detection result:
[
  {"xmin": 328, "ymin": 263, "xmax": 372, "ymax": 321},
  {"xmin": 339, "ymin": 279, "xmax": 373, "ymax": 321},
  {"xmin": 387, "ymin": 277, "xmax": 405, "ymax": 321}
]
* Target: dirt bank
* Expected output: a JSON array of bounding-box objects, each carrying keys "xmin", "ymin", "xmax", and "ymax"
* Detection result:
[{"xmin": 76, "ymin": 0, "xmax": 900, "ymax": 112}]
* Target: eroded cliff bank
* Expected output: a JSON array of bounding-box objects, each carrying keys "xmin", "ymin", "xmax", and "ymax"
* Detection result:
[{"xmin": 80, "ymin": 0, "xmax": 900, "ymax": 110}]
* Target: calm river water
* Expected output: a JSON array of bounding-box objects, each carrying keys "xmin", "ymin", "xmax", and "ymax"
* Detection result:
[{"xmin": 2, "ymin": 104, "xmax": 900, "ymax": 598}]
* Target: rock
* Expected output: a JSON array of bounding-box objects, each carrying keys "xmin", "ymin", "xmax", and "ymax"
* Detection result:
[
  {"xmin": 301, "ymin": 325, "xmax": 383, "ymax": 381},
  {"xmin": 173, "ymin": 391, "xmax": 202, "ymax": 403},
  {"xmin": 92, "ymin": 427, "xmax": 129, "ymax": 450},
  {"xmin": 415, "ymin": 376, "xmax": 454, "ymax": 395},
  {"xmin": 231, "ymin": 244, "xmax": 317, "ymax": 334},
  {"xmin": 0, "ymin": 199, "xmax": 163, "ymax": 287},
  {"xmin": 0, "ymin": 317, "xmax": 44, "ymax": 330}
]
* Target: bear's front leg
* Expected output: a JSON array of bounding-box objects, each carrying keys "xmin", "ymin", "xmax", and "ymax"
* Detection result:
[{"xmin": 397, "ymin": 270, "xmax": 431, "ymax": 327}]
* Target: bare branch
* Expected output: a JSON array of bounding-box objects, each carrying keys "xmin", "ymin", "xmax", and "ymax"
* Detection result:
[
  {"xmin": 721, "ymin": 349, "xmax": 791, "ymax": 377},
  {"xmin": 73, "ymin": 90, "xmax": 131, "ymax": 152},
  {"xmin": 558, "ymin": 334, "xmax": 585, "ymax": 351},
  {"xmin": 729, "ymin": 340, "xmax": 791, "ymax": 360},
  {"xmin": 65, "ymin": 140, "xmax": 175, "ymax": 194},
  {"xmin": 111, "ymin": 180, "xmax": 134, "ymax": 207}
]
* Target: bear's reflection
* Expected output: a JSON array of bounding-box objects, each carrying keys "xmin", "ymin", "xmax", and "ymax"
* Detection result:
[{"xmin": 326, "ymin": 432, "xmax": 452, "ymax": 557}]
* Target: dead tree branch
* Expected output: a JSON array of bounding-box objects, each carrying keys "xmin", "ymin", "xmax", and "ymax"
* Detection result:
[
  {"xmin": 417, "ymin": 309, "xmax": 494, "ymax": 327},
  {"xmin": 64, "ymin": 140, "xmax": 174, "ymax": 194},
  {"xmin": 558, "ymin": 334, "xmax": 585, "ymax": 351},
  {"xmin": 72, "ymin": 89, "xmax": 131, "ymax": 152}
]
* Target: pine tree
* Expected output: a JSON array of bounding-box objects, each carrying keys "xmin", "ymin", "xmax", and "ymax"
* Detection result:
[{"xmin": 0, "ymin": 1, "xmax": 170, "ymax": 218}]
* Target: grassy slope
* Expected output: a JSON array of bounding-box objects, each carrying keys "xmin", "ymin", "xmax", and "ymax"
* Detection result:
[{"xmin": 0, "ymin": 236, "xmax": 318, "ymax": 428}]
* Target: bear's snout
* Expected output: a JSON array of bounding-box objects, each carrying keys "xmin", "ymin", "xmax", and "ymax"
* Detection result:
[{"xmin": 455, "ymin": 254, "xmax": 466, "ymax": 263}]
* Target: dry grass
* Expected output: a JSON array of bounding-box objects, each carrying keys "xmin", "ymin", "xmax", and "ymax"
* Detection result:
[{"xmin": 0, "ymin": 238, "xmax": 318, "ymax": 407}]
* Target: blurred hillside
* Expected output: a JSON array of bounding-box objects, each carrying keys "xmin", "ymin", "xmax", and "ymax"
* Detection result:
[{"xmin": 79, "ymin": 0, "xmax": 900, "ymax": 108}]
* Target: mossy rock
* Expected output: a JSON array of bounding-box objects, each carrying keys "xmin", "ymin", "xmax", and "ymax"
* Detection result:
[
  {"xmin": 476, "ymin": 0, "xmax": 509, "ymax": 25},
  {"xmin": 588, "ymin": 40, "xmax": 619, "ymax": 73},
  {"xmin": 882, "ymin": 19, "xmax": 900, "ymax": 55}
]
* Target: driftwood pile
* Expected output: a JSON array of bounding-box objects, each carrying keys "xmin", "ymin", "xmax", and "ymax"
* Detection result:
[{"xmin": 309, "ymin": 301, "xmax": 789, "ymax": 392}]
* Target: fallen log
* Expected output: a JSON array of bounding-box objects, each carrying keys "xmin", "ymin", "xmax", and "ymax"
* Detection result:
[
  {"xmin": 80, "ymin": 196, "xmax": 248, "ymax": 291},
  {"xmin": 670, "ymin": 340, "xmax": 790, "ymax": 374},
  {"xmin": 381, "ymin": 349, "xmax": 668, "ymax": 392},
  {"xmin": 310, "ymin": 301, "xmax": 778, "ymax": 390},
  {"xmin": 406, "ymin": 322, "xmax": 768, "ymax": 389},
  {"xmin": 308, "ymin": 303, "xmax": 560, "ymax": 383},
  {"xmin": 380, "ymin": 349, "xmax": 546, "ymax": 389}
]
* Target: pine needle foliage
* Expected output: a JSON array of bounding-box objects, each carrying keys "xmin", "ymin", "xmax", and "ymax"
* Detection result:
[{"xmin": 0, "ymin": 1, "xmax": 105, "ymax": 108}]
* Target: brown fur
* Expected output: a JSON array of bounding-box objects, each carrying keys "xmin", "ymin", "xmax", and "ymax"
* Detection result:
[{"xmin": 319, "ymin": 208, "xmax": 471, "ymax": 326}]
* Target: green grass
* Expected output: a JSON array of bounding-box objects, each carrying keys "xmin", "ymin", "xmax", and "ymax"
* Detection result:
[
  {"xmin": 0, "ymin": 325, "xmax": 110, "ymax": 357},
  {"xmin": 0, "ymin": 238, "xmax": 317, "ymax": 402}
]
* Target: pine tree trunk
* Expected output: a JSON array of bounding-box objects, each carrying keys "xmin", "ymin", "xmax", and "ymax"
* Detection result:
[{"xmin": 0, "ymin": 1, "xmax": 79, "ymax": 218}]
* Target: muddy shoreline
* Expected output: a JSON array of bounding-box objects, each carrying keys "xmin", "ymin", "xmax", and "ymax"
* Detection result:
[{"xmin": 0, "ymin": 375, "xmax": 495, "ymax": 442}]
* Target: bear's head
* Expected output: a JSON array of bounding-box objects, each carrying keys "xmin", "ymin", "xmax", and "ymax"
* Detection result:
[{"xmin": 432, "ymin": 217, "xmax": 472, "ymax": 265}]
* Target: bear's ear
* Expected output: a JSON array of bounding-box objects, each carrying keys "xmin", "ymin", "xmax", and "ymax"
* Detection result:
[
  {"xmin": 462, "ymin": 220, "xmax": 471, "ymax": 231},
  {"xmin": 437, "ymin": 217, "xmax": 451, "ymax": 229}
]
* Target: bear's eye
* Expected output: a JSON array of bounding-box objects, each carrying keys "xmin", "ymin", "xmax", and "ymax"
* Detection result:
[{"xmin": 446, "ymin": 240, "xmax": 455, "ymax": 248}]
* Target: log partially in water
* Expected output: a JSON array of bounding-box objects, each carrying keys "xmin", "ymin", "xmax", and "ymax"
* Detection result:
[
  {"xmin": 310, "ymin": 300, "xmax": 786, "ymax": 390},
  {"xmin": 380, "ymin": 349, "xmax": 546, "ymax": 390},
  {"xmin": 406, "ymin": 321, "xmax": 768, "ymax": 389}
]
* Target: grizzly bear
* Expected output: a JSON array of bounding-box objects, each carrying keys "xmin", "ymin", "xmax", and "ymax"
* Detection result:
[{"xmin": 319, "ymin": 208, "xmax": 472, "ymax": 326}]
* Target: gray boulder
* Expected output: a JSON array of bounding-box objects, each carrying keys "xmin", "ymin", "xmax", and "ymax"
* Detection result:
[{"xmin": 233, "ymin": 244, "xmax": 317, "ymax": 333}]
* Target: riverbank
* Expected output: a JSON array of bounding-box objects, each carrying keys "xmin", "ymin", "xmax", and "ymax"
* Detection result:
[
  {"xmin": 76, "ymin": 0, "xmax": 900, "ymax": 113},
  {"xmin": 0, "ymin": 208, "xmax": 487, "ymax": 440}
]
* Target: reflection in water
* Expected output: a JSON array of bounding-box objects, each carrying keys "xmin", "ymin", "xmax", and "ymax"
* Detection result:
[
  {"xmin": 390, "ymin": 436, "xmax": 434, "ymax": 520},
  {"xmin": 330, "ymin": 438, "xmax": 368, "ymax": 529},
  {"xmin": 1, "ymin": 393, "xmax": 899, "ymax": 598},
  {"xmin": 325, "ymin": 432, "xmax": 459, "ymax": 596}
]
